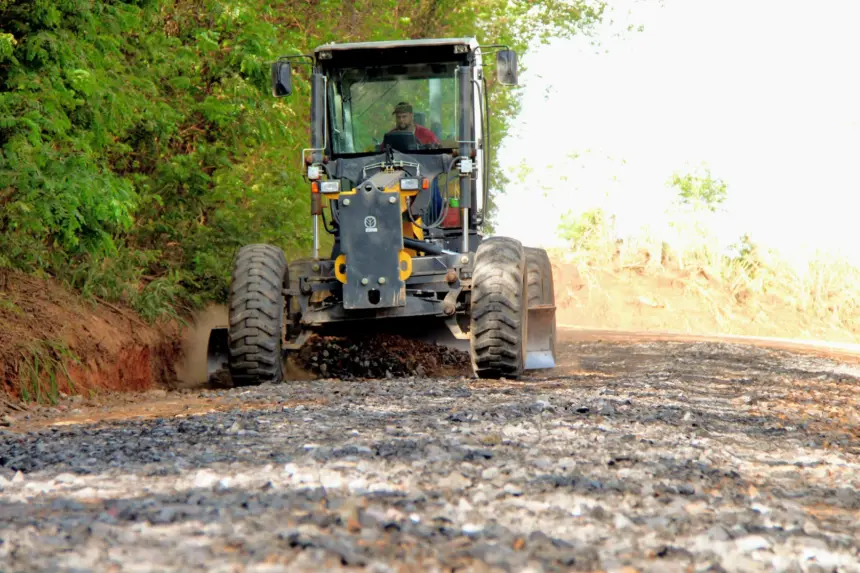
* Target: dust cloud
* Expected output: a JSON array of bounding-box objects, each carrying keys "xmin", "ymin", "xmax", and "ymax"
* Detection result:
[{"xmin": 174, "ymin": 304, "xmax": 228, "ymax": 388}]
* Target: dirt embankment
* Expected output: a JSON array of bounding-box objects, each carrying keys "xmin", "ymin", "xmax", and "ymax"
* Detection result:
[
  {"xmin": 0, "ymin": 272, "xmax": 183, "ymax": 405},
  {"xmin": 0, "ymin": 277, "xmax": 474, "ymax": 407},
  {"xmin": 550, "ymin": 257, "xmax": 860, "ymax": 344}
]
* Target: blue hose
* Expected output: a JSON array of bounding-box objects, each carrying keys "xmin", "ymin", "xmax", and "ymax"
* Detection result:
[{"xmin": 430, "ymin": 177, "xmax": 443, "ymax": 221}]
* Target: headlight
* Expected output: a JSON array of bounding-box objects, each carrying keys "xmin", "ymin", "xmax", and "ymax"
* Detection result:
[
  {"xmin": 400, "ymin": 178, "xmax": 420, "ymax": 190},
  {"xmin": 320, "ymin": 180, "xmax": 340, "ymax": 194}
]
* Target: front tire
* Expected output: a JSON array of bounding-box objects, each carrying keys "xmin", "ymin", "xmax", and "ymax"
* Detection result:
[
  {"xmin": 227, "ymin": 244, "xmax": 289, "ymax": 386},
  {"xmin": 469, "ymin": 237, "xmax": 528, "ymax": 379}
]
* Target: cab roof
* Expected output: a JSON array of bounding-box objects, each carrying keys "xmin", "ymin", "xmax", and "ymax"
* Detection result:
[{"xmin": 314, "ymin": 37, "xmax": 479, "ymax": 54}]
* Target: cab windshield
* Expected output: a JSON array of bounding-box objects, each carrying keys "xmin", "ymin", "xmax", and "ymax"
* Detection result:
[{"xmin": 327, "ymin": 62, "xmax": 460, "ymax": 155}]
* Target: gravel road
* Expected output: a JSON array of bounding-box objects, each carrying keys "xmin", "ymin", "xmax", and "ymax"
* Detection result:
[{"xmin": 1, "ymin": 331, "xmax": 859, "ymax": 572}]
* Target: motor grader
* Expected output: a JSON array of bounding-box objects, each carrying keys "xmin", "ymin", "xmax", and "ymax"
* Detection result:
[{"xmin": 206, "ymin": 37, "xmax": 557, "ymax": 384}]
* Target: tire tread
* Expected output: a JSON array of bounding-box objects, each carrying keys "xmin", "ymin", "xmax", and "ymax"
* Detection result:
[
  {"xmin": 469, "ymin": 237, "xmax": 527, "ymax": 379},
  {"xmin": 227, "ymin": 244, "xmax": 288, "ymax": 386}
]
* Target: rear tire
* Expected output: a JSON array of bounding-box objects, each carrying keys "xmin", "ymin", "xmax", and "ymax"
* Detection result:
[
  {"xmin": 525, "ymin": 247, "xmax": 545, "ymax": 308},
  {"xmin": 470, "ymin": 236, "xmax": 528, "ymax": 379},
  {"xmin": 525, "ymin": 247, "xmax": 556, "ymax": 306},
  {"xmin": 525, "ymin": 246, "xmax": 557, "ymax": 363},
  {"xmin": 227, "ymin": 244, "xmax": 288, "ymax": 386}
]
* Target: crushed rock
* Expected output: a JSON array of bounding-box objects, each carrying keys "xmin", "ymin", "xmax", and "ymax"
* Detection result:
[{"xmin": 295, "ymin": 333, "xmax": 471, "ymax": 380}]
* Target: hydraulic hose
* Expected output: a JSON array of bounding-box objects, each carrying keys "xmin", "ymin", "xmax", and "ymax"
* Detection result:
[
  {"xmin": 403, "ymin": 237, "xmax": 457, "ymax": 256},
  {"xmin": 480, "ymin": 76, "xmax": 490, "ymax": 225}
]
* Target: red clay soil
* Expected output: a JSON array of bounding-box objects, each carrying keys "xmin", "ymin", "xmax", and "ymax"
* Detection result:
[{"xmin": 0, "ymin": 271, "xmax": 182, "ymax": 403}]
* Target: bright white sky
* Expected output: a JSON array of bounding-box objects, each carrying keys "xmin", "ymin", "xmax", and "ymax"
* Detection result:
[{"xmin": 494, "ymin": 0, "xmax": 860, "ymax": 266}]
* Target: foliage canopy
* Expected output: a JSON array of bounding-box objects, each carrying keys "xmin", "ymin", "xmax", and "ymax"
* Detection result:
[
  {"xmin": 0, "ymin": 0, "xmax": 605, "ymax": 318},
  {"xmin": 667, "ymin": 165, "xmax": 728, "ymax": 213}
]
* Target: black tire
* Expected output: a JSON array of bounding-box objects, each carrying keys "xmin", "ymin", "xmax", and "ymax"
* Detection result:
[
  {"xmin": 525, "ymin": 247, "xmax": 555, "ymax": 308},
  {"xmin": 525, "ymin": 246, "xmax": 557, "ymax": 363},
  {"xmin": 469, "ymin": 236, "xmax": 528, "ymax": 379},
  {"xmin": 525, "ymin": 248, "xmax": 543, "ymax": 309},
  {"xmin": 227, "ymin": 244, "xmax": 288, "ymax": 386}
]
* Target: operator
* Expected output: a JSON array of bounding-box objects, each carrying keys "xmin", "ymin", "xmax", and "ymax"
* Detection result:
[{"xmin": 389, "ymin": 101, "xmax": 440, "ymax": 145}]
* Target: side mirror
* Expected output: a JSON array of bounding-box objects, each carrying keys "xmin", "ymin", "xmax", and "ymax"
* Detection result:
[
  {"xmin": 271, "ymin": 61, "xmax": 292, "ymax": 97},
  {"xmin": 496, "ymin": 49, "xmax": 518, "ymax": 86}
]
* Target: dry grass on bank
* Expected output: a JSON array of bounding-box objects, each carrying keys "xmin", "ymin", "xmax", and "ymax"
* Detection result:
[{"xmin": 549, "ymin": 230, "xmax": 860, "ymax": 344}]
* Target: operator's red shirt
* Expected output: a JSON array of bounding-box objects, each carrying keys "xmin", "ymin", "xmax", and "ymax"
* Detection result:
[
  {"xmin": 389, "ymin": 125, "xmax": 439, "ymax": 145},
  {"xmin": 413, "ymin": 125, "xmax": 440, "ymax": 145}
]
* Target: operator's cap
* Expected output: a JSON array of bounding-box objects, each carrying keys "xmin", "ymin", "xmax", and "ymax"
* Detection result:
[{"xmin": 392, "ymin": 101, "xmax": 413, "ymax": 114}]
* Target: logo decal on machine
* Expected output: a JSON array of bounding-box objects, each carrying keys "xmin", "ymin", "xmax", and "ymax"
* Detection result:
[{"xmin": 364, "ymin": 216, "xmax": 378, "ymax": 233}]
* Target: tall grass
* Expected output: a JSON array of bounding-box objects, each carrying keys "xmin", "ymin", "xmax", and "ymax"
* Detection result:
[{"xmin": 15, "ymin": 340, "xmax": 80, "ymax": 405}]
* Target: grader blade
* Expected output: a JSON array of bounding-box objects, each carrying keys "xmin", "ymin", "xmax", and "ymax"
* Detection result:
[
  {"xmin": 429, "ymin": 317, "xmax": 470, "ymax": 353},
  {"xmin": 206, "ymin": 327, "xmax": 230, "ymax": 379},
  {"xmin": 525, "ymin": 305, "xmax": 557, "ymax": 370}
]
